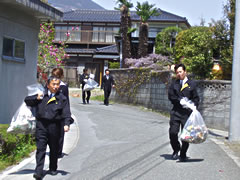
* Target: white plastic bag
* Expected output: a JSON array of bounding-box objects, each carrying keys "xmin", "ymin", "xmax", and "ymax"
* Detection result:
[
  {"xmin": 27, "ymin": 83, "xmax": 45, "ymax": 96},
  {"xmin": 7, "ymin": 83, "xmax": 44, "ymax": 134},
  {"xmin": 180, "ymin": 109, "xmax": 208, "ymax": 144},
  {"xmin": 83, "ymin": 79, "xmax": 98, "ymax": 91},
  {"xmin": 7, "ymin": 102, "xmax": 36, "ymax": 134}
]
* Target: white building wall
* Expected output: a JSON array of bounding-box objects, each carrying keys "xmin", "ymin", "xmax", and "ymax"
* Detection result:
[{"xmin": 0, "ymin": 5, "xmax": 40, "ymax": 124}]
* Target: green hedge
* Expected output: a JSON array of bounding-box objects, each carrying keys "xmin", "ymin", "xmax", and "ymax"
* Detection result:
[{"xmin": 0, "ymin": 124, "xmax": 36, "ymax": 171}]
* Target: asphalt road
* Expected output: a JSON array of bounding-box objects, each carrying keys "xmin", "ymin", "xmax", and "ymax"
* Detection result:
[{"xmin": 1, "ymin": 97, "xmax": 240, "ymax": 180}]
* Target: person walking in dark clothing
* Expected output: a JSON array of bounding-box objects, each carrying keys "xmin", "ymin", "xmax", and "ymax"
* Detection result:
[
  {"xmin": 101, "ymin": 69, "xmax": 115, "ymax": 106},
  {"xmin": 80, "ymin": 68, "xmax": 91, "ymax": 104},
  {"xmin": 51, "ymin": 68, "xmax": 70, "ymax": 158},
  {"xmin": 168, "ymin": 64, "xmax": 199, "ymax": 162},
  {"xmin": 25, "ymin": 76, "xmax": 73, "ymax": 180}
]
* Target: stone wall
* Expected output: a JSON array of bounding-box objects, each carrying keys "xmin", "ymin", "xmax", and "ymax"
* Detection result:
[{"xmin": 110, "ymin": 69, "xmax": 231, "ymax": 131}]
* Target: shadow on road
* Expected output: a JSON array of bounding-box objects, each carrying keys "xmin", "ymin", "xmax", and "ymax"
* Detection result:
[{"xmin": 9, "ymin": 169, "xmax": 35, "ymax": 175}]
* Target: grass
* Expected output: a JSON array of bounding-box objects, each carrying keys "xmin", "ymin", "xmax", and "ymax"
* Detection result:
[
  {"xmin": 0, "ymin": 124, "xmax": 36, "ymax": 172},
  {"xmin": 90, "ymin": 95, "xmax": 104, "ymax": 101}
]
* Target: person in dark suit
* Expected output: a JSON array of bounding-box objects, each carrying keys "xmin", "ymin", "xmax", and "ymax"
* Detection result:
[
  {"xmin": 25, "ymin": 76, "xmax": 73, "ymax": 180},
  {"xmin": 101, "ymin": 69, "xmax": 115, "ymax": 106},
  {"xmin": 80, "ymin": 68, "xmax": 91, "ymax": 104},
  {"xmin": 168, "ymin": 64, "xmax": 199, "ymax": 162},
  {"xmin": 51, "ymin": 68, "xmax": 70, "ymax": 158}
]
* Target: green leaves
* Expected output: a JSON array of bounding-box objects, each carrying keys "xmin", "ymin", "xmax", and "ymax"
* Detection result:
[
  {"xmin": 174, "ymin": 26, "xmax": 214, "ymax": 79},
  {"xmin": 38, "ymin": 22, "xmax": 69, "ymax": 72},
  {"xmin": 136, "ymin": 1, "xmax": 160, "ymax": 23},
  {"xmin": 155, "ymin": 26, "xmax": 182, "ymax": 56}
]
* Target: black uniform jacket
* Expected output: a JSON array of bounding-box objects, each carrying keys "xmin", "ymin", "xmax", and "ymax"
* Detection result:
[
  {"xmin": 80, "ymin": 73, "xmax": 89, "ymax": 87},
  {"xmin": 168, "ymin": 78, "xmax": 199, "ymax": 118},
  {"xmin": 24, "ymin": 89, "xmax": 73, "ymax": 126},
  {"xmin": 101, "ymin": 75, "xmax": 115, "ymax": 91},
  {"xmin": 59, "ymin": 83, "xmax": 69, "ymax": 103}
]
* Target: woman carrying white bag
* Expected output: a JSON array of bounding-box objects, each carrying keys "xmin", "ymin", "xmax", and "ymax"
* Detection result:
[{"xmin": 7, "ymin": 84, "xmax": 44, "ymax": 134}]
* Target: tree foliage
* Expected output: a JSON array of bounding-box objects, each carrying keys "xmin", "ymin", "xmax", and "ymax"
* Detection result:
[
  {"xmin": 116, "ymin": 0, "xmax": 133, "ymax": 67},
  {"xmin": 209, "ymin": 19, "xmax": 233, "ymax": 79},
  {"xmin": 125, "ymin": 53, "xmax": 171, "ymax": 70},
  {"xmin": 155, "ymin": 26, "xmax": 182, "ymax": 56},
  {"xmin": 38, "ymin": 22, "xmax": 69, "ymax": 71},
  {"xmin": 136, "ymin": 1, "xmax": 160, "ymax": 58},
  {"xmin": 174, "ymin": 26, "xmax": 214, "ymax": 79},
  {"xmin": 224, "ymin": 0, "xmax": 235, "ymax": 46}
]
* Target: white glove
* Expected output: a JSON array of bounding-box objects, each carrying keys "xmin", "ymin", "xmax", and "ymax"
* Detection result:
[
  {"xmin": 180, "ymin": 97, "xmax": 196, "ymax": 111},
  {"xmin": 84, "ymin": 79, "xmax": 88, "ymax": 83}
]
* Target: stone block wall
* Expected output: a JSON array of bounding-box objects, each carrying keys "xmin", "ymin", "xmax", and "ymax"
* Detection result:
[{"xmin": 110, "ymin": 69, "xmax": 231, "ymax": 131}]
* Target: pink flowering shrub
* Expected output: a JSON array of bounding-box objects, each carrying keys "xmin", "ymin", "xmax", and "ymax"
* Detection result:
[
  {"xmin": 125, "ymin": 54, "xmax": 172, "ymax": 70},
  {"xmin": 38, "ymin": 22, "xmax": 69, "ymax": 71}
]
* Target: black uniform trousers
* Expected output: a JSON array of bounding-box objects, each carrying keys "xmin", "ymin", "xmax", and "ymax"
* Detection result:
[
  {"xmin": 169, "ymin": 109, "xmax": 190, "ymax": 157},
  {"xmin": 58, "ymin": 121, "xmax": 65, "ymax": 157},
  {"xmin": 104, "ymin": 88, "xmax": 111, "ymax": 105},
  {"xmin": 82, "ymin": 85, "xmax": 91, "ymax": 103},
  {"xmin": 35, "ymin": 120, "xmax": 61, "ymax": 176}
]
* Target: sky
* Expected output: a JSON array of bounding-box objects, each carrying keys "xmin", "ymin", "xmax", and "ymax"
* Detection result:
[{"xmin": 93, "ymin": 0, "xmax": 228, "ymax": 26}]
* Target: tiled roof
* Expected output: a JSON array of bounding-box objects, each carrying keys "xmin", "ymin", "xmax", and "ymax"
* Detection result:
[
  {"xmin": 64, "ymin": 9, "xmax": 120, "ymax": 22},
  {"xmin": 65, "ymin": 45, "xmax": 118, "ymax": 54},
  {"xmin": 63, "ymin": 9, "xmax": 188, "ymax": 23},
  {"xmin": 65, "ymin": 48, "xmax": 95, "ymax": 54},
  {"xmin": 1, "ymin": 0, "xmax": 63, "ymax": 21},
  {"xmin": 96, "ymin": 45, "xmax": 118, "ymax": 54},
  {"xmin": 48, "ymin": 0, "xmax": 104, "ymax": 12}
]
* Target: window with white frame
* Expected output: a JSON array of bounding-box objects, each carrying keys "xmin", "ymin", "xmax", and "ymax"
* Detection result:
[
  {"xmin": 2, "ymin": 37, "xmax": 25, "ymax": 62},
  {"xmin": 55, "ymin": 25, "xmax": 81, "ymax": 42},
  {"xmin": 92, "ymin": 27, "xmax": 119, "ymax": 43}
]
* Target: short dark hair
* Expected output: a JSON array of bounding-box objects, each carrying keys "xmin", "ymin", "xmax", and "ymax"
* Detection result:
[
  {"xmin": 47, "ymin": 76, "xmax": 60, "ymax": 84},
  {"xmin": 105, "ymin": 69, "xmax": 109, "ymax": 73},
  {"xmin": 83, "ymin": 68, "xmax": 88, "ymax": 73},
  {"xmin": 174, "ymin": 63, "xmax": 186, "ymax": 72}
]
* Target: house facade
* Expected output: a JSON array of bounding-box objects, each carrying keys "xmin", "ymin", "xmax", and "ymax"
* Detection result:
[
  {"xmin": 54, "ymin": 9, "xmax": 190, "ymax": 86},
  {"xmin": 0, "ymin": 0, "xmax": 62, "ymax": 124}
]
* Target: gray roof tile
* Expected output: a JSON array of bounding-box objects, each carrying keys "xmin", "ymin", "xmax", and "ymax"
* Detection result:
[
  {"xmin": 96, "ymin": 45, "xmax": 118, "ymax": 54},
  {"xmin": 65, "ymin": 48, "xmax": 95, "ymax": 54},
  {"xmin": 63, "ymin": 9, "xmax": 188, "ymax": 23}
]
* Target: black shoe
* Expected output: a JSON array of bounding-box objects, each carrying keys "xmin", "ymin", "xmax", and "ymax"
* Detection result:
[
  {"xmin": 49, "ymin": 170, "xmax": 58, "ymax": 176},
  {"xmin": 179, "ymin": 154, "xmax": 187, "ymax": 162},
  {"xmin": 171, "ymin": 151, "xmax": 179, "ymax": 160},
  {"xmin": 179, "ymin": 156, "xmax": 187, "ymax": 162},
  {"xmin": 33, "ymin": 173, "xmax": 42, "ymax": 180},
  {"xmin": 58, "ymin": 153, "xmax": 64, "ymax": 158},
  {"xmin": 83, "ymin": 102, "xmax": 86, "ymax": 104},
  {"xmin": 87, "ymin": 100, "xmax": 89, "ymax": 104}
]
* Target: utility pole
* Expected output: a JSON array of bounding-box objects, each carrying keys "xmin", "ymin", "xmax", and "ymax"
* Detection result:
[{"xmin": 229, "ymin": 0, "xmax": 240, "ymax": 142}]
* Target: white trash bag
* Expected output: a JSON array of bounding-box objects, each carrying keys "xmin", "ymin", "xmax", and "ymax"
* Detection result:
[
  {"xmin": 180, "ymin": 97, "xmax": 208, "ymax": 144},
  {"xmin": 7, "ymin": 83, "xmax": 44, "ymax": 134},
  {"xmin": 83, "ymin": 74, "xmax": 98, "ymax": 91}
]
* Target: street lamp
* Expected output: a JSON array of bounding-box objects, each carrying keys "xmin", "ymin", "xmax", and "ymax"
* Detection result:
[{"xmin": 212, "ymin": 59, "xmax": 221, "ymax": 71}]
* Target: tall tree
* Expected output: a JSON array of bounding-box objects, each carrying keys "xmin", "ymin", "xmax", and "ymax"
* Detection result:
[
  {"xmin": 136, "ymin": 1, "xmax": 160, "ymax": 58},
  {"xmin": 155, "ymin": 26, "xmax": 182, "ymax": 57},
  {"xmin": 224, "ymin": 0, "xmax": 235, "ymax": 46},
  {"xmin": 116, "ymin": 0, "xmax": 133, "ymax": 68}
]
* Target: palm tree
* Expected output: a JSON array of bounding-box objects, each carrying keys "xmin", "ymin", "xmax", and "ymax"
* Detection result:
[
  {"xmin": 116, "ymin": 0, "xmax": 133, "ymax": 68},
  {"xmin": 136, "ymin": 1, "xmax": 160, "ymax": 58}
]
